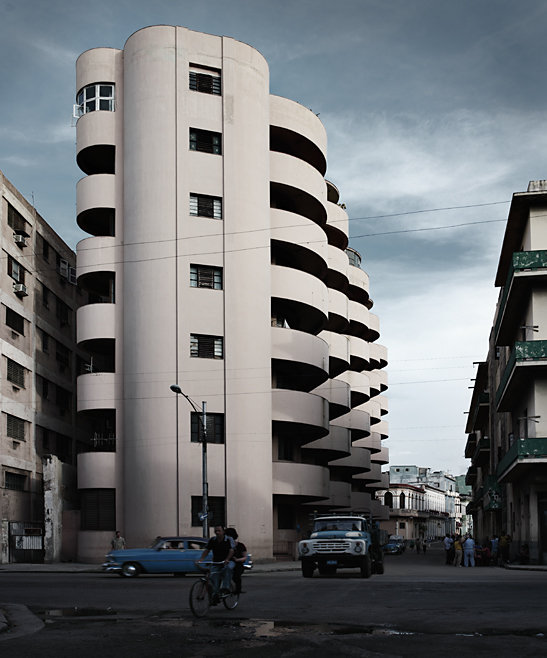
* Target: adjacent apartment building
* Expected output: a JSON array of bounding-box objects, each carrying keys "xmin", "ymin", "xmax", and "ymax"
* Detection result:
[
  {"xmin": 73, "ymin": 25, "xmax": 389, "ymax": 562},
  {"xmin": 466, "ymin": 179, "xmax": 547, "ymax": 564},
  {"xmin": 1, "ymin": 170, "xmax": 83, "ymax": 563}
]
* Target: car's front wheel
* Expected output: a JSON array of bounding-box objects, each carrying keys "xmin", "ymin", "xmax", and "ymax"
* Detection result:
[{"xmin": 121, "ymin": 562, "xmax": 142, "ymax": 578}]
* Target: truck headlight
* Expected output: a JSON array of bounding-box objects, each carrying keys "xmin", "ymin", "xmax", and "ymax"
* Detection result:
[
  {"xmin": 301, "ymin": 543, "xmax": 309, "ymax": 554},
  {"xmin": 354, "ymin": 543, "xmax": 363, "ymax": 553}
]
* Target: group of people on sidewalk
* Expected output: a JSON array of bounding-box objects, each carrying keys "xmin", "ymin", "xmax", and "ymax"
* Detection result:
[{"xmin": 442, "ymin": 531, "xmax": 528, "ymax": 567}]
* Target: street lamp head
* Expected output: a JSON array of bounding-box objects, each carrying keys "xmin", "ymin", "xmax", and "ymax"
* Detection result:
[{"xmin": 170, "ymin": 384, "xmax": 182, "ymax": 395}]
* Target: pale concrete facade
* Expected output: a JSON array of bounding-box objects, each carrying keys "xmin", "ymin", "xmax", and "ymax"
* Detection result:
[
  {"xmin": 466, "ymin": 179, "xmax": 547, "ymax": 563},
  {"xmin": 74, "ymin": 26, "xmax": 389, "ymax": 562}
]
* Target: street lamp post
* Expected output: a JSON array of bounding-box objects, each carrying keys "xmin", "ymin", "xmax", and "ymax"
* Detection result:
[{"xmin": 170, "ymin": 385, "xmax": 209, "ymax": 538}]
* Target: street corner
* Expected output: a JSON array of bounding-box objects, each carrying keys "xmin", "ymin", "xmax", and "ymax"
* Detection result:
[{"xmin": 0, "ymin": 604, "xmax": 44, "ymax": 642}]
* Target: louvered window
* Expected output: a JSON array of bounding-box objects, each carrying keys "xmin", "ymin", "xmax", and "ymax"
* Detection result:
[
  {"xmin": 190, "ymin": 265, "xmax": 222, "ymax": 290},
  {"xmin": 189, "ymin": 129, "xmax": 222, "ymax": 155},
  {"xmin": 41, "ymin": 330, "xmax": 50, "ymax": 353},
  {"xmin": 191, "ymin": 412, "xmax": 225, "ymax": 444},
  {"xmin": 7, "ymin": 358, "xmax": 25, "ymax": 388},
  {"xmin": 192, "ymin": 496, "xmax": 225, "ymax": 527},
  {"xmin": 5, "ymin": 471, "xmax": 26, "ymax": 491},
  {"xmin": 7, "ymin": 256, "xmax": 25, "ymax": 284},
  {"xmin": 189, "ymin": 194, "xmax": 222, "ymax": 219},
  {"xmin": 189, "ymin": 69, "xmax": 221, "ymax": 95},
  {"xmin": 56, "ymin": 342, "xmax": 71, "ymax": 369},
  {"xmin": 7, "ymin": 203, "xmax": 28, "ymax": 235},
  {"xmin": 80, "ymin": 488, "xmax": 116, "ymax": 530},
  {"xmin": 6, "ymin": 307, "xmax": 24, "ymax": 334},
  {"xmin": 42, "ymin": 284, "xmax": 50, "ymax": 309},
  {"xmin": 190, "ymin": 334, "xmax": 223, "ymax": 359},
  {"xmin": 56, "ymin": 297, "xmax": 71, "ymax": 325},
  {"xmin": 7, "ymin": 414, "xmax": 25, "ymax": 442}
]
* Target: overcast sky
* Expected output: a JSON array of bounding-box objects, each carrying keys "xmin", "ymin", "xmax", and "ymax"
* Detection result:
[{"xmin": 2, "ymin": 0, "xmax": 547, "ymax": 476}]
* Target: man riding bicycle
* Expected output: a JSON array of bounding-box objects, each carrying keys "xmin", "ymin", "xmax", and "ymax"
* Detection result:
[{"xmin": 198, "ymin": 525, "xmax": 235, "ymax": 597}]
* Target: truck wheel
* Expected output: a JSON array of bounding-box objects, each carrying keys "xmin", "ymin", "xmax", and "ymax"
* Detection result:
[
  {"xmin": 374, "ymin": 551, "xmax": 385, "ymax": 575},
  {"xmin": 360, "ymin": 553, "xmax": 372, "ymax": 579},
  {"xmin": 302, "ymin": 560, "xmax": 314, "ymax": 578}
]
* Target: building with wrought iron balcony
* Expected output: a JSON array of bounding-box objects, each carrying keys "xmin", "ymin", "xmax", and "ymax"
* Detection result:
[{"xmin": 73, "ymin": 25, "xmax": 389, "ymax": 562}]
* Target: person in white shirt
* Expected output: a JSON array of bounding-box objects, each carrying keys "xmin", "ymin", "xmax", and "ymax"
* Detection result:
[
  {"xmin": 462, "ymin": 534, "xmax": 475, "ymax": 567},
  {"xmin": 443, "ymin": 534, "xmax": 454, "ymax": 565}
]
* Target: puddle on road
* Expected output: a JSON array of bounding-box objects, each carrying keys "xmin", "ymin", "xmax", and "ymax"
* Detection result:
[
  {"xmin": 38, "ymin": 608, "xmax": 117, "ymax": 618},
  {"xmin": 207, "ymin": 619, "xmax": 415, "ymax": 638}
]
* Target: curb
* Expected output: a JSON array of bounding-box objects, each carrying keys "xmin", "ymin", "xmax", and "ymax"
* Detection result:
[
  {"xmin": 0, "ymin": 604, "xmax": 44, "ymax": 642},
  {"xmin": 0, "ymin": 609, "xmax": 8, "ymax": 634}
]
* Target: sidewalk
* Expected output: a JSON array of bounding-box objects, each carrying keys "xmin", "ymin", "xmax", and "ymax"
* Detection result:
[{"xmin": 0, "ymin": 560, "xmax": 301, "ymax": 574}]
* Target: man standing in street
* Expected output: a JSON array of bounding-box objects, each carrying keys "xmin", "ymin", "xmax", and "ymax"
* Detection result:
[
  {"xmin": 444, "ymin": 533, "xmax": 454, "ymax": 565},
  {"xmin": 462, "ymin": 534, "xmax": 475, "ymax": 567},
  {"xmin": 110, "ymin": 530, "xmax": 126, "ymax": 551}
]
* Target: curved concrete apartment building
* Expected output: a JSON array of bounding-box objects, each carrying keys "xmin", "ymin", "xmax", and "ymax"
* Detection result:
[{"xmin": 74, "ymin": 25, "xmax": 389, "ymax": 562}]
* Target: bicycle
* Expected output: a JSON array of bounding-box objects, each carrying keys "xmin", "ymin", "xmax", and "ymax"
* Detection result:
[{"xmin": 189, "ymin": 561, "xmax": 239, "ymax": 618}]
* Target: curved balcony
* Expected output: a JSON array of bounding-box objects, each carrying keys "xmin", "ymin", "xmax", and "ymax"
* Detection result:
[
  {"xmin": 348, "ymin": 301, "xmax": 370, "ymax": 339},
  {"xmin": 360, "ymin": 400, "xmax": 381, "ymax": 426},
  {"xmin": 365, "ymin": 313, "xmax": 380, "ymax": 342},
  {"xmin": 77, "ymin": 372, "xmax": 117, "ymax": 413},
  {"xmin": 312, "ymin": 378, "xmax": 350, "ymax": 419},
  {"xmin": 349, "ymin": 335, "xmax": 370, "ymax": 373},
  {"xmin": 272, "ymin": 389, "xmax": 329, "ymax": 441},
  {"xmin": 76, "ymin": 174, "xmax": 116, "ymax": 236},
  {"xmin": 355, "ymin": 462, "xmax": 382, "ymax": 485},
  {"xmin": 272, "ymin": 461, "xmax": 329, "ymax": 501},
  {"xmin": 378, "ymin": 370, "xmax": 388, "ymax": 392},
  {"xmin": 319, "ymin": 331, "xmax": 350, "ymax": 378},
  {"xmin": 77, "ymin": 303, "xmax": 116, "ymax": 345},
  {"xmin": 330, "ymin": 447, "xmax": 371, "ymax": 475},
  {"xmin": 336, "ymin": 370, "xmax": 370, "ymax": 408},
  {"xmin": 371, "ymin": 447, "xmax": 389, "ymax": 465},
  {"xmin": 76, "ymin": 110, "xmax": 116, "ymax": 175},
  {"xmin": 271, "ymin": 327, "xmax": 329, "ymax": 390},
  {"xmin": 76, "ymin": 47, "xmax": 120, "ymax": 94},
  {"xmin": 271, "ymin": 265, "xmax": 328, "ymax": 334},
  {"xmin": 325, "ymin": 201, "xmax": 349, "ymax": 250},
  {"xmin": 353, "ymin": 434, "xmax": 381, "ymax": 454},
  {"xmin": 77, "ymin": 236, "xmax": 120, "ymax": 276},
  {"xmin": 302, "ymin": 425, "xmax": 351, "ymax": 462},
  {"xmin": 370, "ymin": 343, "xmax": 388, "ymax": 370},
  {"xmin": 270, "ymin": 208, "xmax": 328, "ymax": 280},
  {"xmin": 331, "ymin": 408, "xmax": 370, "ymax": 440},
  {"xmin": 270, "ymin": 151, "xmax": 327, "ymax": 225},
  {"xmin": 77, "ymin": 451, "xmax": 117, "ymax": 489},
  {"xmin": 270, "ymin": 95, "xmax": 327, "ymax": 173},
  {"xmin": 326, "ymin": 245, "xmax": 349, "ymax": 293},
  {"xmin": 350, "ymin": 491, "xmax": 372, "ymax": 511},
  {"xmin": 305, "ymin": 481, "xmax": 352, "ymax": 509},
  {"xmin": 375, "ymin": 420, "xmax": 389, "ymax": 439},
  {"xmin": 327, "ymin": 289, "xmax": 349, "ymax": 333},
  {"xmin": 377, "ymin": 395, "xmax": 388, "ymax": 416},
  {"xmin": 369, "ymin": 499, "xmax": 389, "ymax": 521},
  {"xmin": 368, "ymin": 371, "xmax": 381, "ymax": 398},
  {"xmin": 347, "ymin": 264, "xmax": 370, "ymax": 307}
]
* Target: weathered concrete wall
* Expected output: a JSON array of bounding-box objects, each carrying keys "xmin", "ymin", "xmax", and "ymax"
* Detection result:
[
  {"xmin": 0, "ymin": 520, "xmax": 9, "ymax": 564},
  {"xmin": 43, "ymin": 455, "xmax": 63, "ymax": 563},
  {"xmin": 61, "ymin": 510, "xmax": 80, "ymax": 562}
]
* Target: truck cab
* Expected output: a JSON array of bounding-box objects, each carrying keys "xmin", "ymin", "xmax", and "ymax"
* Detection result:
[{"xmin": 298, "ymin": 513, "xmax": 386, "ymax": 578}]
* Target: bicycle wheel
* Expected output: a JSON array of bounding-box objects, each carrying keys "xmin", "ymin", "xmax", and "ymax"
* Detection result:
[
  {"xmin": 190, "ymin": 579, "xmax": 211, "ymax": 617},
  {"xmin": 223, "ymin": 582, "xmax": 239, "ymax": 610}
]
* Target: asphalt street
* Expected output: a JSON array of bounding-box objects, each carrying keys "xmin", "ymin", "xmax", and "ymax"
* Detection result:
[{"xmin": 1, "ymin": 544, "xmax": 547, "ymax": 657}]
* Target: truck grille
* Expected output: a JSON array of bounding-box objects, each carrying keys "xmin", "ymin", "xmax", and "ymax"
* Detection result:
[{"xmin": 314, "ymin": 541, "xmax": 351, "ymax": 553}]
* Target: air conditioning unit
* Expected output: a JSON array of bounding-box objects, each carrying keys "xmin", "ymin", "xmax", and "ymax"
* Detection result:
[
  {"xmin": 13, "ymin": 283, "xmax": 28, "ymax": 297},
  {"xmin": 14, "ymin": 234, "xmax": 27, "ymax": 247}
]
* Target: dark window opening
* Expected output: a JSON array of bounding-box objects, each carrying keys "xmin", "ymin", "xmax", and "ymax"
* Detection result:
[
  {"xmin": 56, "ymin": 297, "xmax": 71, "ymax": 326},
  {"xmin": 7, "ymin": 358, "xmax": 25, "ymax": 388},
  {"xmin": 189, "ymin": 69, "xmax": 221, "ymax": 95},
  {"xmin": 7, "ymin": 203, "xmax": 29, "ymax": 235},
  {"xmin": 189, "ymin": 129, "xmax": 222, "ymax": 155},
  {"xmin": 6, "ymin": 306, "xmax": 24, "ymax": 335},
  {"xmin": 191, "ymin": 496, "xmax": 225, "ymax": 527},
  {"xmin": 7, "ymin": 255, "xmax": 25, "ymax": 284},
  {"xmin": 55, "ymin": 342, "xmax": 71, "ymax": 369},
  {"xmin": 80, "ymin": 489, "xmax": 116, "ymax": 531},
  {"xmin": 277, "ymin": 504, "xmax": 296, "ymax": 530},
  {"xmin": 190, "ymin": 265, "xmax": 222, "ymax": 289},
  {"xmin": 7, "ymin": 414, "xmax": 25, "ymax": 442},
  {"xmin": 189, "ymin": 194, "xmax": 222, "ymax": 219},
  {"xmin": 56, "ymin": 386, "xmax": 71, "ymax": 411},
  {"xmin": 190, "ymin": 334, "xmax": 223, "ymax": 359},
  {"xmin": 278, "ymin": 437, "xmax": 294, "ymax": 461},
  {"xmin": 5, "ymin": 471, "xmax": 26, "ymax": 491},
  {"xmin": 191, "ymin": 412, "xmax": 225, "ymax": 444}
]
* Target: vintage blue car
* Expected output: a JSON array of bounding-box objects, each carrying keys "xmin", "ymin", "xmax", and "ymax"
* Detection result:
[
  {"xmin": 102, "ymin": 536, "xmax": 252, "ymax": 578},
  {"xmin": 383, "ymin": 542, "xmax": 403, "ymax": 555}
]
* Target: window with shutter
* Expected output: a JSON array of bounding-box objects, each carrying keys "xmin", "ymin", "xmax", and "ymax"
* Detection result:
[
  {"xmin": 7, "ymin": 414, "xmax": 25, "ymax": 442},
  {"xmin": 7, "ymin": 358, "xmax": 25, "ymax": 388},
  {"xmin": 191, "ymin": 496, "xmax": 225, "ymax": 527},
  {"xmin": 189, "ymin": 68, "xmax": 221, "ymax": 95},
  {"xmin": 80, "ymin": 488, "xmax": 116, "ymax": 530},
  {"xmin": 190, "ymin": 265, "xmax": 223, "ymax": 290},
  {"xmin": 6, "ymin": 306, "xmax": 25, "ymax": 334},
  {"xmin": 5, "ymin": 471, "xmax": 26, "ymax": 491},
  {"xmin": 191, "ymin": 412, "xmax": 225, "ymax": 444},
  {"xmin": 190, "ymin": 334, "xmax": 223, "ymax": 359},
  {"xmin": 7, "ymin": 256, "xmax": 25, "ymax": 284},
  {"xmin": 189, "ymin": 194, "xmax": 222, "ymax": 219},
  {"xmin": 7, "ymin": 203, "xmax": 29, "ymax": 235},
  {"xmin": 189, "ymin": 129, "xmax": 222, "ymax": 155}
]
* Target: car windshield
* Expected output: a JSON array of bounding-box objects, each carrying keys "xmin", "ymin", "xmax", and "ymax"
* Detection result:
[
  {"xmin": 313, "ymin": 519, "xmax": 362, "ymax": 532},
  {"xmin": 147, "ymin": 538, "xmax": 164, "ymax": 549}
]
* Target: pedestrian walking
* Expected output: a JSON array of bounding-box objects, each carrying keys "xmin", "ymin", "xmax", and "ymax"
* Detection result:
[
  {"xmin": 422, "ymin": 540, "xmax": 428, "ymax": 554},
  {"xmin": 415, "ymin": 538, "xmax": 421, "ymax": 553},
  {"xmin": 462, "ymin": 534, "xmax": 475, "ymax": 567},
  {"xmin": 110, "ymin": 530, "xmax": 126, "ymax": 551}
]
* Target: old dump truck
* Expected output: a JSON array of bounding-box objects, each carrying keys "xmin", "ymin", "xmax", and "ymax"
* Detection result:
[{"xmin": 298, "ymin": 513, "xmax": 387, "ymax": 578}]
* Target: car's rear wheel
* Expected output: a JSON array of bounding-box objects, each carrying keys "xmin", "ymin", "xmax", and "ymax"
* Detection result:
[{"xmin": 121, "ymin": 562, "xmax": 141, "ymax": 578}]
